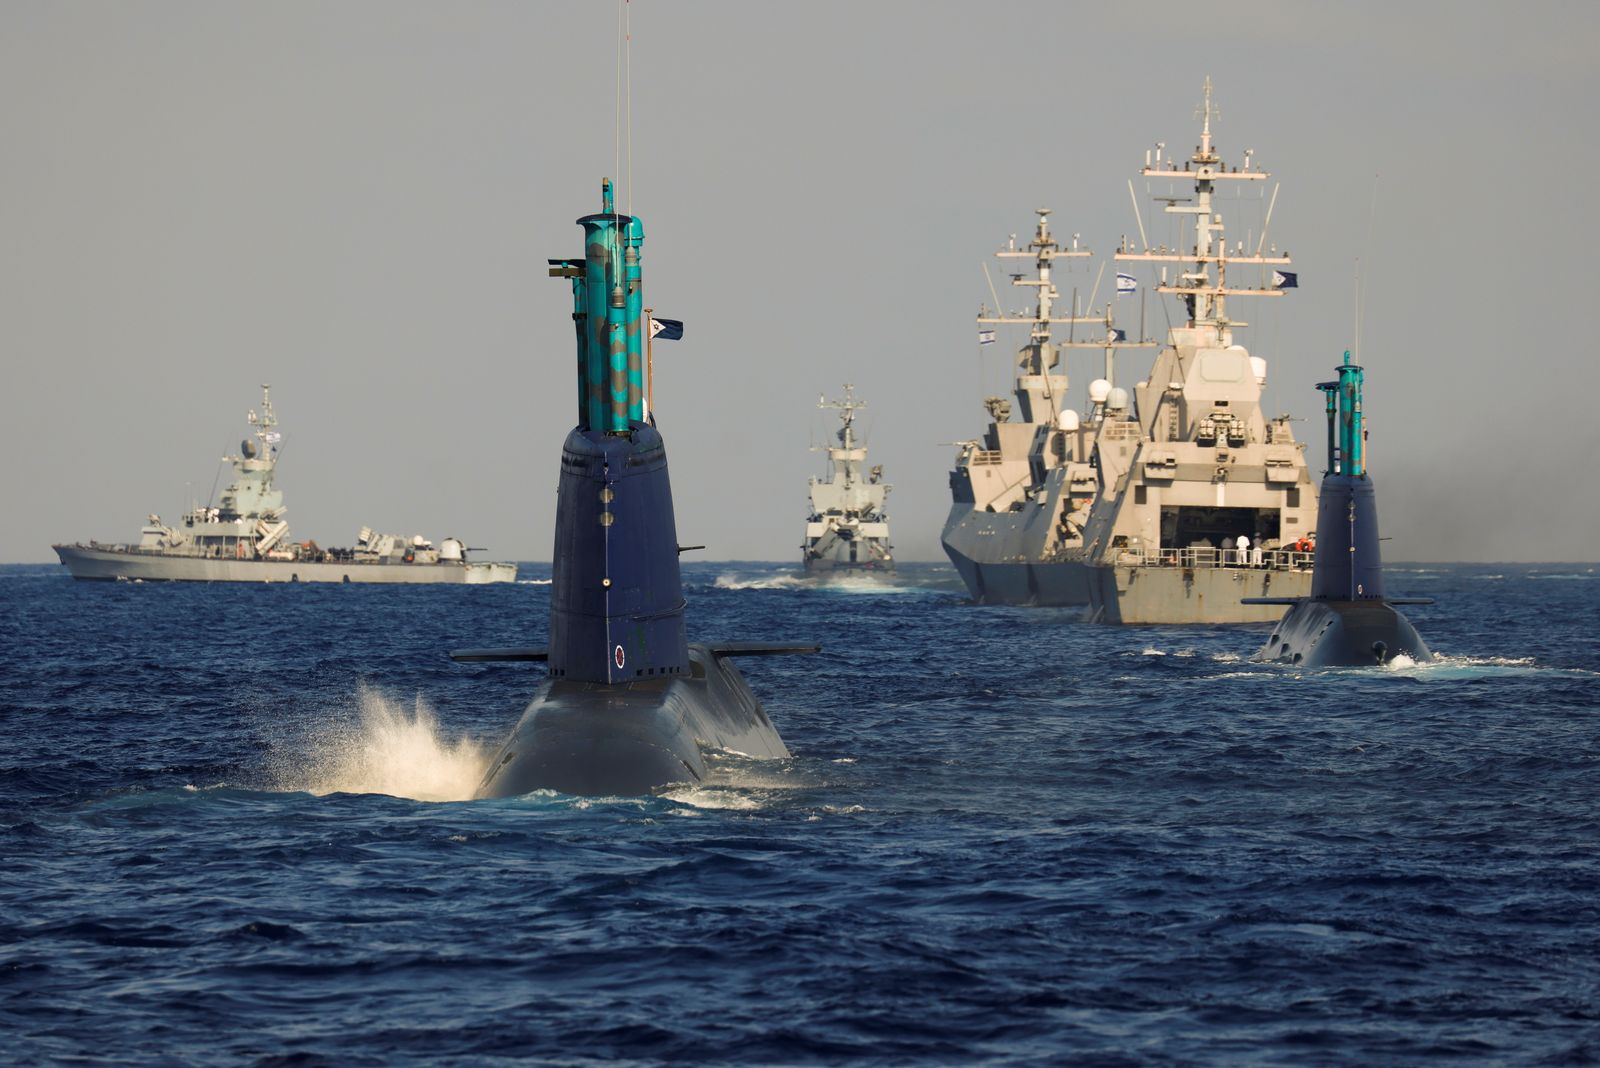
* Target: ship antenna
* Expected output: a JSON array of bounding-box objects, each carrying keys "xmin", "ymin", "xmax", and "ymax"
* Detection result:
[
  {"xmin": 625, "ymin": 0, "xmax": 634, "ymax": 219},
  {"xmin": 1355, "ymin": 174, "xmax": 1379, "ymax": 365}
]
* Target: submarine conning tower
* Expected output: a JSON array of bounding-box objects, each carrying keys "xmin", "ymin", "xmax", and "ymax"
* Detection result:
[
  {"xmin": 546, "ymin": 179, "xmax": 689, "ymax": 684},
  {"xmin": 1309, "ymin": 352, "xmax": 1386, "ymax": 601}
]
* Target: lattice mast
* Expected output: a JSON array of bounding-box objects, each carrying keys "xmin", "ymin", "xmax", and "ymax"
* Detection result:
[{"xmin": 1115, "ymin": 77, "xmax": 1291, "ymax": 335}]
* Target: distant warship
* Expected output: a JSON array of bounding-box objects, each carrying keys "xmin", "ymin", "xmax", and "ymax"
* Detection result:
[
  {"xmin": 454, "ymin": 179, "xmax": 816, "ymax": 798},
  {"xmin": 52, "ymin": 386, "xmax": 516, "ymax": 584},
  {"xmin": 1245, "ymin": 353, "xmax": 1434, "ymax": 667},
  {"xmin": 801, "ymin": 385, "xmax": 893, "ymax": 573},
  {"xmin": 942, "ymin": 79, "xmax": 1318, "ymax": 623}
]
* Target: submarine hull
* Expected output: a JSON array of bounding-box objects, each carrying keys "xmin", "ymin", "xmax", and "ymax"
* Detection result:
[
  {"xmin": 475, "ymin": 644, "xmax": 789, "ymax": 798},
  {"xmin": 1255, "ymin": 598, "xmax": 1433, "ymax": 668}
]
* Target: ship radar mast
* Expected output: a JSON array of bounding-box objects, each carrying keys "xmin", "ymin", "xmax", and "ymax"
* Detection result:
[
  {"xmin": 978, "ymin": 210, "xmax": 1151, "ymax": 424},
  {"xmin": 819, "ymin": 383, "xmax": 866, "ymax": 451},
  {"xmin": 1116, "ymin": 76, "xmax": 1293, "ymax": 337},
  {"xmin": 229, "ymin": 383, "xmax": 282, "ymax": 468}
]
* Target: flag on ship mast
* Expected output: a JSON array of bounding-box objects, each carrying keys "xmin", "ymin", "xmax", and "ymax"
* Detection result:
[
  {"xmin": 1271, "ymin": 270, "xmax": 1298, "ymax": 289},
  {"xmin": 1115, "ymin": 272, "xmax": 1138, "ymax": 294},
  {"xmin": 977, "ymin": 329, "xmax": 997, "ymax": 346},
  {"xmin": 649, "ymin": 318, "xmax": 683, "ymax": 340}
]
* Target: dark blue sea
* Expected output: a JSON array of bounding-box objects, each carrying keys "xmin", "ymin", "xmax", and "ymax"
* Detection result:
[{"xmin": 2, "ymin": 561, "xmax": 1597, "ymax": 1065}]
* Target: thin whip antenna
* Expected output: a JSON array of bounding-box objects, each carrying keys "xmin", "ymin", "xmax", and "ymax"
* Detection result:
[
  {"xmin": 614, "ymin": 0, "xmax": 623, "ymax": 196},
  {"xmin": 982, "ymin": 260, "xmax": 1006, "ymax": 319},
  {"xmin": 625, "ymin": 0, "xmax": 633, "ymax": 218},
  {"xmin": 1083, "ymin": 261, "xmax": 1106, "ymax": 315},
  {"xmin": 1254, "ymin": 182, "xmax": 1280, "ymax": 255},
  {"xmin": 1127, "ymin": 180, "xmax": 1148, "ymax": 250},
  {"xmin": 1356, "ymin": 174, "xmax": 1379, "ymax": 364}
]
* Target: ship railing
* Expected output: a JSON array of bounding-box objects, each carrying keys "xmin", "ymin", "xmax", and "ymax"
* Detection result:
[{"xmin": 1115, "ymin": 546, "xmax": 1315, "ymax": 571}]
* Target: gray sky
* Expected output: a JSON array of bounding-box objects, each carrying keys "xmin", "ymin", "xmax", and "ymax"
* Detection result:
[{"xmin": 3, "ymin": 1, "xmax": 1596, "ymax": 564}]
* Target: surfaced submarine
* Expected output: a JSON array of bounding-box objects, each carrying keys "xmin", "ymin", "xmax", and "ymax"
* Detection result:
[
  {"xmin": 1244, "ymin": 352, "xmax": 1433, "ymax": 667},
  {"xmin": 454, "ymin": 180, "xmax": 815, "ymax": 797}
]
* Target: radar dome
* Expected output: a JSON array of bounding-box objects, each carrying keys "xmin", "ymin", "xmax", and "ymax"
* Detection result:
[
  {"xmin": 1088, "ymin": 379, "xmax": 1112, "ymax": 404},
  {"xmin": 241, "ymin": 439, "xmax": 256, "ymax": 459},
  {"xmin": 1057, "ymin": 409, "xmax": 1080, "ymax": 431},
  {"xmin": 1250, "ymin": 356, "xmax": 1268, "ymax": 386},
  {"xmin": 1107, "ymin": 387, "xmax": 1130, "ymax": 411}
]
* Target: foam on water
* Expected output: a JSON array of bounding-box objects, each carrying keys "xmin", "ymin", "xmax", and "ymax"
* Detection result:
[
  {"xmin": 274, "ymin": 685, "xmax": 493, "ymax": 802},
  {"xmin": 710, "ymin": 568, "xmax": 937, "ymax": 594},
  {"xmin": 713, "ymin": 571, "xmax": 808, "ymax": 590}
]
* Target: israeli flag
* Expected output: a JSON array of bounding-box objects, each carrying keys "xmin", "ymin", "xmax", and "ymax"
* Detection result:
[
  {"xmin": 1115, "ymin": 272, "xmax": 1138, "ymax": 294},
  {"xmin": 1108, "ymin": 328, "xmax": 1127, "ymax": 342},
  {"xmin": 1272, "ymin": 270, "xmax": 1299, "ymax": 289},
  {"xmin": 649, "ymin": 317, "xmax": 683, "ymax": 340},
  {"xmin": 978, "ymin": 329, "xmax": 997, "ymax": 346}
]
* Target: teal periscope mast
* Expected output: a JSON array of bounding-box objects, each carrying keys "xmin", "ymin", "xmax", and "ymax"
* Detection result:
[
  {"xmin": 1243, "ymin": 352, "xmax": 1434, "ymax": 667},
  {"xmin": 453, "ymin": 180, "xmax": 817, "ymax": 798}
]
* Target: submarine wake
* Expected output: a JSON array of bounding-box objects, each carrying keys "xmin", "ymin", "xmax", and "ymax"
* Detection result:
[{"xmin": 276, "ymin": 685, "xmax": 492, "ymax": 802}]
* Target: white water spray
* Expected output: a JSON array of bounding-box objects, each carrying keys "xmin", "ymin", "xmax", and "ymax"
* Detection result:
[{"xmin": 275, "ymin": 685, "xmax": 493, "ymax": 802}]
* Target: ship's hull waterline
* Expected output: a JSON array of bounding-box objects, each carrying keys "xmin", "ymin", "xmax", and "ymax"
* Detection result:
[
  {"xmin": 53, "ymin": 545, "xmax": 516, "ymax": 584},
  {"xmin": 942, "ymin": 509, "xmax": 1307, "ymax": 624}
]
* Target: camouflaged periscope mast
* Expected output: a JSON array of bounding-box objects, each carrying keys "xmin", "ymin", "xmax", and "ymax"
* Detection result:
[
  {"xmin": 1243, "ymin": 353, "xmax": 1434, "ymax": 667},
  {"xmin": 453, "ymin": 180, "xmax": 817, "ymax": 798},
  {"xmin": 801, "ymin": 385, "xmax": 894, "ymax": 573},
  {"xmin": 52, "ymin": 386, "xmax": 516, "ymax": 584},
  {"xmin": 941, "ymin": 79, "xmax": 1319, "ymax": 623}
]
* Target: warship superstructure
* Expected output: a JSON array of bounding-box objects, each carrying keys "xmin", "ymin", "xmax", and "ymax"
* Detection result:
[
  {"xmin": 454, "ymin": 179, "xmax": 814, "ymax": 798},
  {"xmin": 802, "ymin": 385, "xmax": 893, "ymax": 572},
  {"xmin": 1245, "ymin": 353, "xmax": 1434, "ymax": 666},
  {"xmin": 941, "ymin": 80, "xmax": 1318, "ymax": 623},
  {"xmin": 52, "ymin": 386, "xmax": 516, "ymax": 584}
]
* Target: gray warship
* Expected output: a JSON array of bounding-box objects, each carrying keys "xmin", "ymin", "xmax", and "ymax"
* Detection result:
[
  {"xmin": 941, "ymin": 80, "xmax": 1318, "ymax": 623},
  {"xmin": 801, "ymin": 385, "xmax": 893, "ymax": 573},
  {"xmin": 52, "ymin": 386, "xmax": 516, "ymax": 584}
]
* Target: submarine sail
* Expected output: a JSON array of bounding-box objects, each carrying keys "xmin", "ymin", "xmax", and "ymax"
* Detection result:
[
  {"xmin": 1244, "ymin": 352, "xmax": 1434, "ymax": 667},
  {"xmin": 456, "ymin": 180, "xmax": 815, "ymax": 798}
]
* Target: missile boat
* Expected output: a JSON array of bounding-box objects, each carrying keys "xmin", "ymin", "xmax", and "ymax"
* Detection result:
[
  {"xmin": 52, "ymin": 386, "xmax": 516, "ymax": 584},
  {"xmin": 1244, "ymin": 353, "xmax": 1433, "ymax": 667},
  {"xmin": 801, "ymin": 384, "xmax": 894, "ymax": 573},
  {"xmin": 455, "ymin": 180, "xmax": 816, "ymax": 798}
]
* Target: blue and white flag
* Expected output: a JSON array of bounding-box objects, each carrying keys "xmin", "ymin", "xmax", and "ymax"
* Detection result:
[
  {"xmin": 264, "ymin": 431, "xmax": 282, "ymax": 444},
  {"xmin": 1271, "ymin": 270, "xmax": 1298, "ymax": 289},
  {"xmin": 649, "ymin": 317, "xmax": 683, "ymax": 340},
  {"xmin": 1108, "ymin": 328, "xmax": 1127, "ymax": 342},
  {"xmin": 978, "ymin": 329, "xmax": 997, "ymax": 346},
  {"xmin": 1115, "ymin": 272, "xmax": 1138, "ymax": 295}
]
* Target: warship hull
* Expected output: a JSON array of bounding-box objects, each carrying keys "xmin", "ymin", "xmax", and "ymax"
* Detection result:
[
  {"xmin": 52, "ymin": 544, "xmax": 516, "ymax": 584},
  {"xmin": 802, "ymin": 550, "xmax": 893, "ymax": 575},
  {"xmin": 942, "ymin": 507, "xmax": 1308, "ymax": 623},
  {"xmin": 475, "ymin": 644, "xmax": 788, "ymax": 798}
]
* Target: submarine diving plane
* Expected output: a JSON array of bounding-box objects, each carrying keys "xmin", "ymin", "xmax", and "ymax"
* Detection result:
[
  {"xmin": 1244, "ymin": 352, "xmax": 1433, "ymax": 667},
  {"xmin": 452, "ymin": 180, "xmax": 816, "ymax": 797}
]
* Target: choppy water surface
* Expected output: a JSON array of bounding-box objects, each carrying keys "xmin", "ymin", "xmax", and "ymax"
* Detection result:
[{"xmin": 2, "ymin": 561, "xmax": 1597, "ymax": 1064}]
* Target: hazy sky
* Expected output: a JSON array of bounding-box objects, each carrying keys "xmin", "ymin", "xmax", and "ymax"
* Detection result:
[{"xmin": 3, "ymin": 1, "xmax": 1596, "ymax": 564}]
